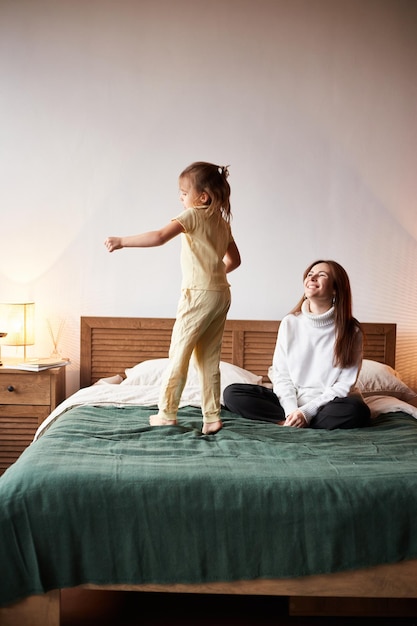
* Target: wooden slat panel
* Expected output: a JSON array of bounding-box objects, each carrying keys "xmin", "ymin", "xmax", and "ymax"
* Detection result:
[
  {"xmin": 80, "ymin": 317, "xmax": 396, "ymax": 387},
  {"xmin": 243, "ymin": 330, "xmax": 280, "ymax": 382},
  {"xmin": 90, "ymin": 327, "xmax": 172, "ymax": 382},
  {"xmin": 0, "ymin": 413, "xmax": 39, "ymax": 474},
  {"xmin": 362, "ymin": 323, "xmax": 396, "ymax": 367}
]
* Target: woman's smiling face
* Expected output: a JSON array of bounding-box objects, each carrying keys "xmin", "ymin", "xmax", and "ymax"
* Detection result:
[{"xmin": 304, "ymin": 262, "xmax": 334, "ymax": 303}]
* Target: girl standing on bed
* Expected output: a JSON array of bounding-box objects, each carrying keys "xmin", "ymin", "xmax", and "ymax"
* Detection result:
[
  {"xmin": 104, "ymin": 161, "xmax": 241, "ymax": 434},
  {"xmin": 223, "ymin": 260, "xmax": 371, "ymax": 430}
]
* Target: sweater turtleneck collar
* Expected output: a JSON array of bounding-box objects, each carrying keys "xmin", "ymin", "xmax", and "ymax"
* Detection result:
[{"xmin": 301, "ymin": 299, "xmax": 335, "ymax": 327}]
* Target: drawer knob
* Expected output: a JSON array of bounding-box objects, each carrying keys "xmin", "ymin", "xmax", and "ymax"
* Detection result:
[{"xmin": 7, "ymin": 385, "xmax": 15, "ymax": 392}]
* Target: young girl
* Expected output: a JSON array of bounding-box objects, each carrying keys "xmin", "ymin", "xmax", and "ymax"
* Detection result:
[
  {"xmin": 104, "ymin": 161, "xmax": 241, "ymax": 434},
  {"xmin": 223, "ymin": 260, "xmax": 371, "ymax": 429}
]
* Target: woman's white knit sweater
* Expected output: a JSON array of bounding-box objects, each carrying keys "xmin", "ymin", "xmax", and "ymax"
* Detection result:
[{"xmin": 271, "ymin": 301, "xmax": 362, "ymax": 423}]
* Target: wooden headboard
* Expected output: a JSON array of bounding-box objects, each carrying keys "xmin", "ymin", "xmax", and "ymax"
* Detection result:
[{"xmin": 80, "ymin": 317, "xmax": 396, "ymax": 388}]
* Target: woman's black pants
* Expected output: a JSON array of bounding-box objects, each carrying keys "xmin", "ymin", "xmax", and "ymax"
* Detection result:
[{"xmin": 223, "ymin": 383, "xmax": 371, "ymax": 430}]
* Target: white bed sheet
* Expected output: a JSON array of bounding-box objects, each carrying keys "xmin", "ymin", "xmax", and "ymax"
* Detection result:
[
  {"xmin": 34, "ymin": 382, "xmax": 202, "ymax": 440},
  {"xmin": 34, "ymin": 379, "xmax": 417, "ymax": 443}
]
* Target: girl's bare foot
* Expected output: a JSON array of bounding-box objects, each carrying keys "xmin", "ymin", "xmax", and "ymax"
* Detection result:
[
  {"xmin": 202, "ymin": 420, "xmax": 222, "ymax": 435},
  {"xmin": 149, "ymin": 415, "xmax": 177, "ymax": 426}
]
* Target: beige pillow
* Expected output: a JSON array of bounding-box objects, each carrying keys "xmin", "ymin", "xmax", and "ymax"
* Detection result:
[
  {"xmin": 357, "ymin": 360, "xmax": 417, "ymax": 406},
  {"xmin": 365, "ymin": 395, "xmax": 417, "ymax": 419}
]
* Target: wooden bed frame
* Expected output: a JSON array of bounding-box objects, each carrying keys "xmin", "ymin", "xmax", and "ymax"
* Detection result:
[
  {"xmin": 4, "ymin": 316, "xmax": 417, "ymax": 626},
  {"xmin": 79, "ymin": 317, "xmax": 397, "ymax": 387}
]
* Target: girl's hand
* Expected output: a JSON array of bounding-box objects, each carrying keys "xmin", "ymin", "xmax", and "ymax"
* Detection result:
[
  {"xmin": 283, "ymin": 409, "xmax": 307, "ymax": 428},
  {"xmin": 104, "ymin": 237, "xmax": 122, "ymax": 252}
]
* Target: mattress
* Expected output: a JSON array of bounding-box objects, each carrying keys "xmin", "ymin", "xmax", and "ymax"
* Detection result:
[{"xmin": 1, "ymin": 403, "xmax": 417, "ymax": 607}]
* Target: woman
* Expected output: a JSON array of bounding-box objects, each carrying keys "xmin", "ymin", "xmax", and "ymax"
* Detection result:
[{"xmin": 223, "ymin": 260, "xmax": 370, "ymax": 429}]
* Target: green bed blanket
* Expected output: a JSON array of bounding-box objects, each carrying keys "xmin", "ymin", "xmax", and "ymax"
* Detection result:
[{"xmin": 1, "ymin": 405, "xmax": 417, "ymax": 606}]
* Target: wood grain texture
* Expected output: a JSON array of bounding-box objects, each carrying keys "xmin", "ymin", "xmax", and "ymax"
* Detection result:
[{"xmin": 80, "ymin": 317, "xmax": 396, "ymax": 387}]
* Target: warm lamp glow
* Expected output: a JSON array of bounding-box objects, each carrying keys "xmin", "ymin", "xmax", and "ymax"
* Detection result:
[{"xmin": 0, "ymin": 303, "xmax": 35, "ymax": 360}]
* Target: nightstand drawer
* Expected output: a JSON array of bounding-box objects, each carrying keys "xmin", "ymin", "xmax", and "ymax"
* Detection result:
[
  {"xmin": 0, "ymin": 372, "xmax": 52, "ymax": 405},
  {"xmin": 0, "ymin": 367, "xmax": 66, "ymax": 474}
]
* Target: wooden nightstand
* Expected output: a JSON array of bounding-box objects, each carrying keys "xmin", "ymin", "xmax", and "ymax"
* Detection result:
[{"xmin": 0, "ymin": 366, "xmax": 66, "ymax": 474}]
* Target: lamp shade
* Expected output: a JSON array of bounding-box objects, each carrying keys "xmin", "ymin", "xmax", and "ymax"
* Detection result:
[{"xmin": 0, "ymin": 303, "xmax": 35, "ymax": 346}]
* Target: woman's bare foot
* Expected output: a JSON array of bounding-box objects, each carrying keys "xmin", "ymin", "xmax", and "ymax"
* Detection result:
[
  {"xmin": 149, "ymin": 415, "xmax": 177, "ymax": 426},
  {"xmin": 202, "ymin": 420, "xmax": 223, "ymax": 435}
]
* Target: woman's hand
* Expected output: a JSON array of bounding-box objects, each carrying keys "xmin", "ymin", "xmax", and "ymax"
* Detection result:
[{"xmin": 283, "ymin": 409, "xmax": 307, "ymax": 428}]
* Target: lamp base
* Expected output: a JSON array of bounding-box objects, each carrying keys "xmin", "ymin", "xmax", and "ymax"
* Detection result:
[{"xmin": 0, "ymin": 332, "xmax": 7, "ymax": 366}]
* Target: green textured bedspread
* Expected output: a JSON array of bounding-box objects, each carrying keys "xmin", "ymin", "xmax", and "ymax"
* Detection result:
[{"xmin": 1, "ymin": 405, "xmax": 417, "ymax": 606}]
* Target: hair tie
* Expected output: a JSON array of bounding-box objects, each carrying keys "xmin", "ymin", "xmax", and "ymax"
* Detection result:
[{"xmin": 218, "ymin": 165, "xmax": 230, "ymax": 179}]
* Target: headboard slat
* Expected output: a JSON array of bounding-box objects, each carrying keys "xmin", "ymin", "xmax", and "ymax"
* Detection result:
[{"xmin": 80, "ymin": 317, "xmax": 396, "ymax": 388}]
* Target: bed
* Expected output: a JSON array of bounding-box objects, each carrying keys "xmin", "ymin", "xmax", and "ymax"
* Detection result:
[{"xmin": 1, "ymin": 316, "xmax": 417, "ymax": 626}]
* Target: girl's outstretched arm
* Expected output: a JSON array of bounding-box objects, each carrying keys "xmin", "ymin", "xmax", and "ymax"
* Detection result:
[
  {"xmin": 105, "ymin": 220, "xmax": 184, "ymax": 252},
  {"xmin": 223, "ymin": 240, "xmax": 241, "ymax": 273}
]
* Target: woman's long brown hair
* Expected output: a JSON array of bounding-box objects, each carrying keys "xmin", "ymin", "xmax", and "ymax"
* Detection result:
[{"xmin": 290, "ymin": 259, "xmax": 363, "ymax": 368}]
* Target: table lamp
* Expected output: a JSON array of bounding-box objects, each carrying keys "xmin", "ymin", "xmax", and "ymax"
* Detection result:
[
  {"xmin": 0, "ymin": 303, "xmax": 35, "ymax": 361},
  {"xmin": 0, "ymin": 332, "xmax": 7, "ymax": 365}
]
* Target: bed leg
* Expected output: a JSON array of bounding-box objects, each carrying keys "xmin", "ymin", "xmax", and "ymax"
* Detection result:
[{"xmin": 0, "ymin": 590, "xmax": 60, "ymax": 626}]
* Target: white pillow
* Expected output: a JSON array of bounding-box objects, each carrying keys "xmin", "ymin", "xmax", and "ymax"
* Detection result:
[
  {"xmin": 357, "ymin": 359, "xmax": 417, "ymax": 405},
  {"xmin": 364, "ymin": 395, "xmax": 417, "ymax": 420},
  {"xmin": 122, "ymin": 358, "xmax": 262, "ymax": 403},
  {"xmin": 218, "ymin": 361, "xmax": 263, "ymax": 390},
  {"xmin": 123, "ymin": 358, "xmax": 169, "ymax": 386}
]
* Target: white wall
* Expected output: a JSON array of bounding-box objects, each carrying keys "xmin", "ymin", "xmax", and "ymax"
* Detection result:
[{"xmin": 1, "ymin": 0, "xmax": 416, "ymax": 396}]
